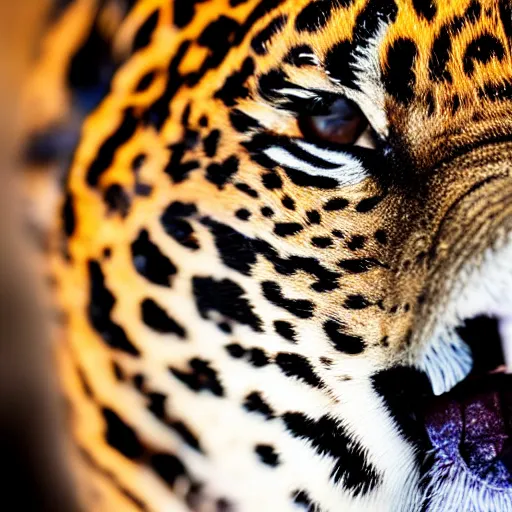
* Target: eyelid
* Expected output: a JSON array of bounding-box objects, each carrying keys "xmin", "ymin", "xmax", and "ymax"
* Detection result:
[{"xmin": 299, "ymin": 92, "xmax": 342, "ymax": 116}]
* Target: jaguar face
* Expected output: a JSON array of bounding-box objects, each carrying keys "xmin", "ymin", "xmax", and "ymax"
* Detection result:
[{"xmin": 55, "ymin": 0, "xmax": 512, "ymax": 510}]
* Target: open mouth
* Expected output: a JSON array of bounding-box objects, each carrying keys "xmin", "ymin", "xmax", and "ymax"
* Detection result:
[
  {"xmin": 458, "ymin": 316, "xmax": 512, "ymax": 378},
  {"xmin": 422, "ymin": 316, "xmax": 512, "ymax": 509}
]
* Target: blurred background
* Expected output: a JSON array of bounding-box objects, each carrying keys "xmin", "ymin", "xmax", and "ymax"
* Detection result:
[{"xmin": 0, "ymin": 1, "xmax": 133, "ymax": 508}]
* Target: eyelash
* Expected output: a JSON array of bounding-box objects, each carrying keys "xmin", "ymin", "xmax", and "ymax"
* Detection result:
[{"xmin": 297, "ymin": 93, "xmax": 340, "ymax": 116}]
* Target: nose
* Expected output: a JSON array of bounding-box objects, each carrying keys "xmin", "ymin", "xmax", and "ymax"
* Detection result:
[
  {"xmin": 423, "ymin": 374, "xmax": 512, "ymax": 504},
  {"xmin": 457, "ymin": 382, "xmax": 511, "ymax": 485}
]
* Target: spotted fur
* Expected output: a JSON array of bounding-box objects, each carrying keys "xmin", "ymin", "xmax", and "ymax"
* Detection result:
[{"xmin": 50, "ymin": 1, "xmax": 512, "ymax": 510}]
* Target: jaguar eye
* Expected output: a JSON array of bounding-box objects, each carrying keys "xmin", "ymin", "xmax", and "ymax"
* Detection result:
[{"xmin": 298, "ymin": 97, "xmax": 368, "ymax": 145}]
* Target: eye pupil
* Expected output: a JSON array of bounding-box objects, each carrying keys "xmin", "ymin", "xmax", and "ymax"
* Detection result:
[{"xmin": 298, "ymin": 97, "xmax": 368, "ymax": 145}]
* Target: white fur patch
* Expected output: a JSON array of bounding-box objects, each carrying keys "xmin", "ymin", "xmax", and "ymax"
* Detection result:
[
  {"xmin": 264, "ymin": 143, "xmax": 369, "ymax": 187},
  {"xmin": 295, "ymin": 139, "xmax": 363, "ymax": 166},
  {"xmin": 275, "ymin": 88, "xmax": 319, "ymax": 99}
]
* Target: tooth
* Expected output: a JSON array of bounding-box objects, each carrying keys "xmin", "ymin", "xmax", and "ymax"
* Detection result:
[{"xmin": 499, "ymin": 318, "xmax": 512, "ymax": 373}]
